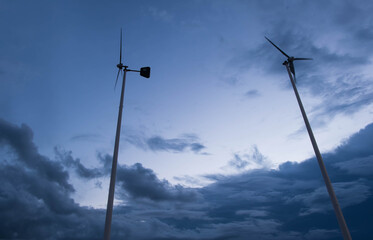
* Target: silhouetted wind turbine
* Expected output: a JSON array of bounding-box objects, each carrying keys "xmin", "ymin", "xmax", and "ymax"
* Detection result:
[
  {"xmin": 265, "ymin": 37, "xmax": 352, "ymax": 240},
  {"xmin": 103, "ymin": 29, "xmax": 151, "ymax": 240}
]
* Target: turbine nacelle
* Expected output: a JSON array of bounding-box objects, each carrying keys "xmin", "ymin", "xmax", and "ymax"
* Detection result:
[{"xmin": 116, "ymin": 63, "xmax": 124, "ymax": 69}]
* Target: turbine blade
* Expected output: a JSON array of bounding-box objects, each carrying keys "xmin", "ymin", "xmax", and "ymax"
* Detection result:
[
  {"xmin": 294, "ymin": 58, "xmax": 313, "ymax": 60},
  {"xmin": 114, "ymin": 69, "xmax": 121, "ymax": 90},
  {"xmin": 265, "ymin": 36, "xmax": 290, "ymax": 58},
  {"xmin": 119, "ymin": 28, "xmax": 122, "ymax": 64}
]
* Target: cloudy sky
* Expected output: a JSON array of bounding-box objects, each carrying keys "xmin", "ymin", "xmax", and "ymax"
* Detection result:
[{"xmin": 1, "ymin": 0, "xmax": 373, "ymax": 239}]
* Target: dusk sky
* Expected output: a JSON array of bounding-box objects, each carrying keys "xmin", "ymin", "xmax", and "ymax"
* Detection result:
[{"xmin": 1, "ymin": 0, "xmax": 373, "ymax": 239}]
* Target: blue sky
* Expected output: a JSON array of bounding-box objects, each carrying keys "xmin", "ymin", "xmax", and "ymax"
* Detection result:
[{"xmin": 1, "ymin": 0, "xmax": 373, "ymax": 239}]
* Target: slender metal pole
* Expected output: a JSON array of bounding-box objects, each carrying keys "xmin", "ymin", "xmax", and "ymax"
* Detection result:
[
  {"xmin": 103, "ymin": 67, "xmax": 127, "ymax": 240},
  {"xmin": 283, "ymin": 61, "xmax": 352, "ymax": 240}
]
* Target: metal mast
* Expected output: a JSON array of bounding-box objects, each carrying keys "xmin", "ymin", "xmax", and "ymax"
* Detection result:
[
  {"xmin": 283, "ymin": 61, "xmax": 352, "ymax": 240},
  {"xmin": 103, "ymin": 66, "xmax": 127, "ymax": 240},
  {"xmin": 103, "ymin": 29, "xmax": 151, "ymax": 240},
  {"xmin": 265, "ymin": 37, "xmax": 352, "ymax": 240}
]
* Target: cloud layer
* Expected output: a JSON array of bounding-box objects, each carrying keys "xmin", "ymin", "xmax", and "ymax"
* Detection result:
[{"xmin": 1, "ymin": 118, "xmax": 373, "ymax": 239}]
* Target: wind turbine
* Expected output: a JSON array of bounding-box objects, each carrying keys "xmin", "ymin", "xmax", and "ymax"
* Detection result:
[
  {"xmin": 103, "ymin": 29, "xmax": 151, "ymax": 240},
  {"xmin": 265, "ymin": 37, "xmax": 352, "ymax": 240}
]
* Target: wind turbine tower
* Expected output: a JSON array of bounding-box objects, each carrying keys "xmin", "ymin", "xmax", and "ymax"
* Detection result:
[
  {"xmin": 265, "ymin": 37, "xmax": 352, "ymax": 240},
  {"xmin": 103, "ymin": 29, "xmax": 151, "ymax": 240}
]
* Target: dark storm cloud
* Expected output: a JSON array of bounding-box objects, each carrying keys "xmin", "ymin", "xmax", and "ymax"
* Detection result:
[
  {"xmin": 163, "ymin": 122, "xmax": 373, "ymax": 239},
  {"xmin": 334, "ymin": 155, "xmax": 373, "ymax": 176},
  {"xmin": 110, "ymin": 121, "xmax": 373, "ymax": 239},
  {"xmin": 125, "ymin": 132, "xmax": 207, "ymax": 154},
  {"xmin": 116, "ymin": 163, "xmax": 198, "ymax": 202},
  {"xmin": 0, "ymin": 119, "xmax": 199, "ymax": 239},
  {"xmin": 198, "ymin": 123, "xmax": 373, "ymax": 239},
  {"xmin": 55, "ymin": 147, "xmax": 104, "ymax": 179},
  {"xmin": 54, "ymin": 143, "xmax": 198, "ymax": 202},
  {"xmin": 0, "ymin": 118, "xmax": 105, "ymax": 239},
  {"xmin": 0, "ymin": 119, "xmax": 73, "ymax": 192},
  {"xmin": 2, "ymin": 118, "xmax": 373, "ymax": 239}
]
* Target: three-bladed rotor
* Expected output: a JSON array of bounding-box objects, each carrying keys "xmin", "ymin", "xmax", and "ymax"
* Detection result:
[
  {"xmin": 114, "ymin": 28, "xmax": 151, "ymax": 90},
  {"xmin": 265, "ymin": 37, "xmax": 312, "ymax": 80}
]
